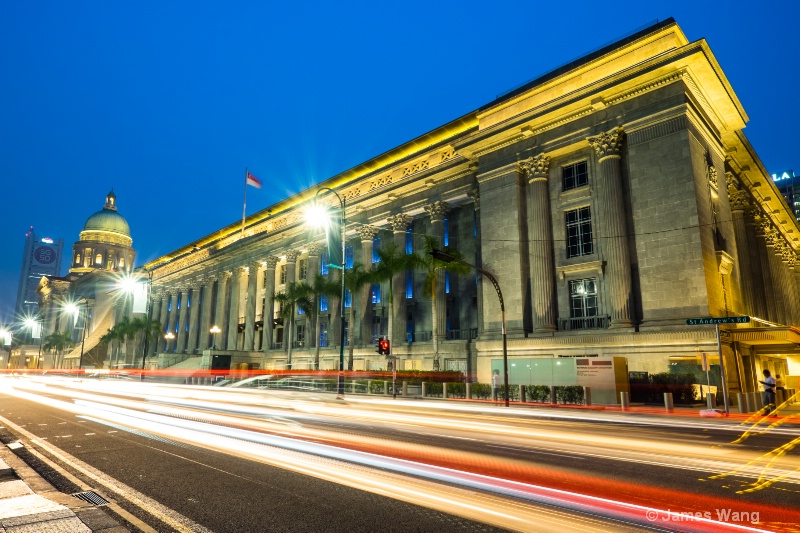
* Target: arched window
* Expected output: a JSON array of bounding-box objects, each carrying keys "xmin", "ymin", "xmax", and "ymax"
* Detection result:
[
  {"xmin": 75, "ymin": 254, "xmax": 81, "ymax": 265},
  {"xmin": 119, "ymin": 257, "xmax": 125, "ymax": 268},
  {"xmin": 95, "ymin": 253, "xmax": 103, "ymax": 265}
]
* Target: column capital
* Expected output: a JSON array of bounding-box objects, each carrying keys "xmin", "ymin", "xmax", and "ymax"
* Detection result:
[
  {"xmin": 467, "ymin": 187, "xmax": 480, "ymax": 210},
  {"xmin": 588, "ymin": 126, "xmax": 625, "ymax": 161},
  {"xmin": 424, "ymin": 200, "xmax": 448, "ymax": 222},
  {"xmin": 387, "ymin": 213, "xmax": 412, "ymax": 232},
  {"xmin": 306, "ymin": 242, "xmax": 324, "ymax": 257},
  {"xmin": 285, "ymin": 249, "xmax": 301, "ymax": 263},
  {"xmin": 265, "ymin": 256, "xmax": 280, "ymax": 269},
  {"xmin": 249, "ymin": 260, "xmax": 262, "ymax": 270},
  {"xmin": 356, "ymin": 225, "xmax": 379, "ymax": 242},
  {"xmin": 218, "ymin": 270, "xmax": 232, "ymax": 281},
  {"xmin": 728, "ymin": 188, "xmax": 749, "ymax": 212},
  {"xmin": 519, "ymin": 154, "xmax": 550, "ymax": 183}
]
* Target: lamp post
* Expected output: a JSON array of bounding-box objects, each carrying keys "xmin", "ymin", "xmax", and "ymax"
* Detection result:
[
  {"xmin": 210, "ymin": 325, "xmax": 221, "ymax": 349},
  {"xmin": 428, "ymin": 249, "xmax": 509, "ymax": 407},
  {"xmin": 308, "ymin": 187, "xmax": 347, "ymax": 398},
  {"xmin": 66, "ymin": 300, "xmax": 89, "ymax": 371},
  {"xmin": 0, "ymin": 329, "xmax": 11, "ymax": 369}
]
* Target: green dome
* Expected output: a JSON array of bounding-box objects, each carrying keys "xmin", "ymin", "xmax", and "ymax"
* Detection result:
[
  {"xmin": 83, "ymin": 208, "xmax": 130, "ymax": 236},
  {"xmin": 82, "ymin": 190, "xmax": 130, "ymax": 237}
]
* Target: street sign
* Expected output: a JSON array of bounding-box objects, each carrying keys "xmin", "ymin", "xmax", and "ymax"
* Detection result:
[{"xmin": 685, "ymin": 316, "xmax": 750, "ymax": 325}]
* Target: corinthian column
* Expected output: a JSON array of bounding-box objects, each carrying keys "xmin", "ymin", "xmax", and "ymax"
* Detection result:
[
  {"xmin": 727, "ymin": 184, "xmax": 755, "ymax": 316},
  {"xmin": 176, "ymin": 287, "xmax": 190, "ymax": 353},
  {"xmin": 793, "ymin": 253, "xmax": 800, "ymax": 326},
  {"xmin": 165, "ymin": 290, "xmax": 178, "ymax": 352},
  {"xmin": 285, "ymin": 250, "xmax": 300, "ymax": 285},
  {"xmin": 306, "ymin": 243, "xmax": 323, "ymax": 348},
  {"xmin": 198, "ymin": 275, "xmax": 215, "ymax": 350},
  {"xmin": 588, "ymin": 127, "xmax": 633, "ymax": 328},
  {"xmin": 763, "ymin": 224, "xmax": 788, "ymax": 324},
  {"xmin": 388, "ymin": 213, "xmax": 412, "ymax": 344},
  {"xmin": 754, "ymin": 218, "xmax": 778, "ymax": 322},
  {"xmin": 424, "ymin": 201, "xmax": 448, "ymax": 370},
  {"xmin": 148, "ymin": 291, "xmax": 162, "ymax": 357},
  {"xmin": 262, "ymin": 256, "xmax": 279, "ymax": 353},
  {"xmin": 227, "ymin": 266, "xmax": 244, "ymax": 350},
  {"xmin": 157, "ymin": 291, "xmax": 169, "ymax": 353},
  {"xmin": 213, "ymin": 271, "xmax": 231, "ymax": 349},
  {"xmin": 244, "ymin": 262, "xmax": 260, "ymax": 351},
  {"xmin": 186, "ymin": 281, "xmax": 202, "ymax": 353},
  {"xmin": 356, "ymin": 225, "xmax": 379, "ymax": 345},
  {"xmin": 521, "ymin": 154, "xmax": 556, "ymax": 332},
  {"xmin": 782, "ymin": 247, "xmax": 799, "ymax": 326}
]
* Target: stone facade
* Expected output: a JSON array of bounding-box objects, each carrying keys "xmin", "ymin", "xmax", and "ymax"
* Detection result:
[{"xmin": 138, "ymin": 20, "xmax": 799, "ymax": 393}]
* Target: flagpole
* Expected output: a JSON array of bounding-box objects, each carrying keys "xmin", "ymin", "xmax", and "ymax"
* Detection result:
[{"xmin": 241, "ymin": 166, "xmax": 248, "ymax": 237}]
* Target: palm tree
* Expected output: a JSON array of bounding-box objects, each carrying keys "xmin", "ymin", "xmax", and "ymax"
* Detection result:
[
  {"xmin": 128, "ymin": 317, "xmax": 162, "ymax": 367},
  {"xmin": 343, "ymin": 263, "xmax": 370, "ymax": 370},
  {"xmin": 418, "ymin": 235, "xmax": 470, "ymax": 371},
  {"xmin": 100, "ymin": 325, "xmax": 125, "ymax": 368},
  {"xmin": 42, "ymin": 331, "xmax": 76, "ymax": 369},
  {"xmin": 368, "ymin": 241, "xmax": 420, "ymax": 362},
  {"xmin": 274, "ymin": 282, "xmax": 313, "ymax": 370},
  {"xmin": 308, "ymin": 274, "xmax": 340, "ymax": 370}
]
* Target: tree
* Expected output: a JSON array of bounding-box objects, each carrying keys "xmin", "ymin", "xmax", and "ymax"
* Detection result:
[
  {"xmin": 274, "ymin": 282, "xmax": 313, "ymax": 370},
  {"xmin": 128, "ymin": 316, "xmax": 162, "ymax": 366},
  {"xmin": 42, "ymin": 331, "xmax": 76, "ymax": 369},
  {"xmin": 307, "ymin": 274, "xmax": 340, "ymax": 370},
  {"xmin": 343, "ymin": 263, "xmax": 370, "ymax": 370},
  {"xmin": 368, "ymin": 241, "xmax": 420, "ymax": 365},
  {"xmin": 418, "ymin": 235, "xmax": 470, "ymax": 371},
  {"xmin": 100, "ymin": 325, "xmax": 125, "ymax": 367}
]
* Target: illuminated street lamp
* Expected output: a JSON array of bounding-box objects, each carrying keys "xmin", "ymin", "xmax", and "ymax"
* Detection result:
[
  {"xmin": 306, "ymin": 187, "xmax": 347, "ymax": 398},
  {"xmin": 0, "ymin": 328, "xmax": 12, "ymax": 368},
  {"xmin": 428, "ymin": 249, "xmax": 510, "ymax": 407},
  {"xmin": 210, "ymin": 325, "xmax": 221, "ymax": 349},
  {"xmin": 65, "ymin": 299, "xmax": 89, "ymax": 370}
]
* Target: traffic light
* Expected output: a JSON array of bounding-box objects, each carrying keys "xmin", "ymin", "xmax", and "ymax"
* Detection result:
[{"xmin": 377, "ymin": 338, "xmax": 390, "ymax": 355}]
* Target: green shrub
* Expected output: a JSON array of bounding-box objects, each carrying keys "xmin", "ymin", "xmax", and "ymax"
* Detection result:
[
  {"xmin": 447, "ymin": 382, "xmax": 466, "ymax": 398},
  {"xmin": 648, "ymin": 372, "xmax": 698, "ymax": 404},
  {"xmin": 555, "ymin": 385, "xmax": 584, "ymax": 404},
  {"xmin": 527, "ymin": 385, "xmax": 551, "ymax": 402},
  {"xmin": 471, "ymin": 383, "xmax": 492, "ymax": 400},
  {"xmin": 369, "ymin": 380, "xmax": 386, "ymax": 394},
  {"xmin": 427, "ymin": 382, "xmax": 443, "ymax": 397}
]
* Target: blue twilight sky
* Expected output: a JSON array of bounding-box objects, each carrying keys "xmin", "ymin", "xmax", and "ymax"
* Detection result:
[{"xmin": 1, "ymin": 1, "xmax": 798, "ymax": 320}]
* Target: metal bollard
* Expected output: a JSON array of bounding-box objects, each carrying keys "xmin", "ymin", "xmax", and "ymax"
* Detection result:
[
  {"xmin": 777, "ymin": 389, "xmax": 786, "ymax": 406},
  {"xmin": 736, "ymin": 393, "xmax": 747, "ymax": 413},
  {"xmin": 466, "ymin": 382, "xmax": 472, "ymax": 400},
  {"xmin": 664, "ymin": 392, "xmax": 674, "ymax": 412},
  {"xmin": 746, "ymin": 392, "xmax": 756, "ymax": 413},
  {"xmin": 367, "ymin": 380, "xmax": 372, "ymax": 395},
  {"xmin": 402, "ymin": 381, "xmax": 408, "ymax": 397},
  {"xmin": 519, "ymin": 384, "xmax": 526, "ymax": 403},
  {"xmin": 583, "ymin": 387, "xmax": 592, "ymax": 406},
  {"xmin": 620, "ymin": 391, "xmax": 630, "ymax": 410},
  {"xmin": 384, "ymin": 380, "xmax": 389, "ymax": 396},
  {"xmin": 706, "ymin": 391, "xmax": 717, "ymax": 409},
  {"xmin": 443, "ymin": 382, "xmax": 448, "ymax": 399},
  {"xmin": 421, "ymin": 382, "xmax": 427, "ymax": 398}
]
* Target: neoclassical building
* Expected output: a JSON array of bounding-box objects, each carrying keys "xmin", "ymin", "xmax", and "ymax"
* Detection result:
[
  {"xmin": 143, "ymin": 19, "xmax": 799, "ymax": 395},
  {"xmin": 37, "ymin": 191, "xmax": 137, "ymax": 369}
]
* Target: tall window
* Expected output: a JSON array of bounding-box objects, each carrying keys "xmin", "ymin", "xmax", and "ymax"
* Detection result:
[
  {"xmin": 344, "ymin": 289, "xmax": 352, "ymax": 308},
  {"xmin": 445, "ymin": 271, "xmax": 450, "ymax": 294},
  {"xmin": 320, "ymin": 295, "xmax": 328, "ymax": 312},
  {"xmin": 372, "ymin": 237, "xmax": 381, "ymax": 263},
  {"xmin": 319, "ymin": 323, "xmax": 328, "ymax": 347},
  {"xmin": 345, "ymin": 246, "xmax": 354, "ymax": 269},
  {"xmin": 405, "ymin": 227, "xmax": 413, "ymax": 254},
  {"xmin": 569, "ymin": 278, "xmax": 598, "ymax": 319},
  {"xmin": 406, "ymin": 271, "xmax": 413, "ymax": 299},
  {"xmin": 95, "ymin": 253, "xmax": 103, "ymax": 264},
  {"xmin": 565, "ymin": 206, "xmax": 593, "ymax": 258},
  {"xmin": 296, "ymin": 324, "xmax": 305, "ymax": 344},
  {"xmin": 562, "ymin": 161, "xmax": 588, "ymax": 191},
  {"xmin": 443, "ymin": 218, "xmax": 449, "ymax": 246},
  {"xmin": 371, "ymin": 283, "xmax": 381, "ymax": 304},
  {"xmin": 279, "ymin": 264, "xmax": 287, "ymax": 284},
  {"xmin": 320, "ymin": 252, "xmax": 329, "ymax": 275},
  {"xmin": 298, "ymin": 259, "xmax": 308, "ymax": 280}
]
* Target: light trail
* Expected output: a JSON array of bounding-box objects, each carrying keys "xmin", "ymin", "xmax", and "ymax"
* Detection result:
[{"xmin": 2, "ymin": 377, "xmax": 798, "ymax": 532}]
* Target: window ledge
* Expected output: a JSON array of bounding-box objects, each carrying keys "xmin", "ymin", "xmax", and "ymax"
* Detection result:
[
  {"xmin": 558, "ymin": 185, "xmax": 592, "ymax": 207},
  {"xmin": 557, "ymin": 259, "xmax": 606, "ymax": 281}
]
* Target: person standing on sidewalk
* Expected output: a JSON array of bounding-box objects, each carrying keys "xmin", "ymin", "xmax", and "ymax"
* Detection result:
[
  {"xmin": 492, "ymin": 370, "xmax": 501, "ymax": 403},
  {"xmin": 759, "ymin": 369, "xmax": 777, "ymax": 415}
]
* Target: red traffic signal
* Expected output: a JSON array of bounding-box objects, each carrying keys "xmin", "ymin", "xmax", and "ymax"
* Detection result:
[{"xmin": 377, "ymin": 338, "xmax": 390, "ymax": 355}]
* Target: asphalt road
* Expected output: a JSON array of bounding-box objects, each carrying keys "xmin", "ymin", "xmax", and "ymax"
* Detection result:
[{"xmin": 0, "ymin": 376, "xmax": 798, "ymax": 532}]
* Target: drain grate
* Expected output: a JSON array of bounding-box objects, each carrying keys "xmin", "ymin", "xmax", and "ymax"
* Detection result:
[{"xmin": 72, "ymin": 490, "xmax": 110, "ymax": 506}]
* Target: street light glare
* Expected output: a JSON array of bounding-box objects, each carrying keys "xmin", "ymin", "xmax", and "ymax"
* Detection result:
[
  {"xmin": 64, "ymin": 302, "xmax": 79, "ymax": 316},
  {"xmin": 305, "ymin": 204, "xmax": 331, "ymax": 229},
  {"xmin": 117, "ymin": 275, "xmax": 138, "ymax": 294}
]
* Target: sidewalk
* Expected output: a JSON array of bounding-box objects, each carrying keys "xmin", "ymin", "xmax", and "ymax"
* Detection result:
[{"xmin": 0, "ymin": 440, "xmax": 128, "ymax": 532}]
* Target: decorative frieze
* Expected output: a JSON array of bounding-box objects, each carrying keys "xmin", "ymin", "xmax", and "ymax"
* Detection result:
[{"xmin": 588, "ymin": 127, "xmax": 625, "ymax": 161}]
